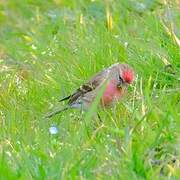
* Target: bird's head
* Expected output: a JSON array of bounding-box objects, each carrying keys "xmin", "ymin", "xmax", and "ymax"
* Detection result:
[{"xmin": 115, "ymin": 63, "xmax": 135, "ymax": 88}]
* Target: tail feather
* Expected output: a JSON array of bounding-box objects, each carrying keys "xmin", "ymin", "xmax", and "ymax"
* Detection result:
[
  {"xmin": 59, "ymin": 95, "xmax": 71, "ymax": 102},
  {"xmin": 45, "ymin": 107, "xmax": 69, "ymax": 118}
]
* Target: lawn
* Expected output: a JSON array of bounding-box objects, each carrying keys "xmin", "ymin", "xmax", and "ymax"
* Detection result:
[{"xmin": 0, "ymin": 0, "xmax": 180, "ymax": 179}]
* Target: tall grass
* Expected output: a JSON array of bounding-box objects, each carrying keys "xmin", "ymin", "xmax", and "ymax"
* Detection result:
[{"xmin": 0, "ymin": 0, "xmax": 180, "ymax": 179}]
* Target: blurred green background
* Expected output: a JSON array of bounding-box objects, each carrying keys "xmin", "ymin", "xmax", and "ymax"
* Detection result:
[{"xmin": 0, "ymin": 0, "xmax": 180, "ymax": 179}]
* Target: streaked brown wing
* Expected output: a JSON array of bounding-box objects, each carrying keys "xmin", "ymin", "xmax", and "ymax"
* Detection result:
[
  {"xmin": 59, "ymin": 68, "xmax": 109, "ymax": 105},
  {"xmin": 67, "ymin": 83, "xmax": 95, "ymax": 104}
]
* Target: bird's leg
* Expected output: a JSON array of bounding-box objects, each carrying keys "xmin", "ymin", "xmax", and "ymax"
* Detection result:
[
  {"xmin": 112, "ymin": 105, "xmax": 117, "ymax": 121},
  {"xmin": 80, "ymin": 102, "xmax": 85, "ymax": 120},
  {"xmin": 97, "ymin": 113, "xmax": 102, "ymax": 122}
]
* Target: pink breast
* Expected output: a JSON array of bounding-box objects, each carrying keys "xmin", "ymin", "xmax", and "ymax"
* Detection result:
[{"xmin": 101, "ymin": 79, "xmax": 122, "ymax": 106}]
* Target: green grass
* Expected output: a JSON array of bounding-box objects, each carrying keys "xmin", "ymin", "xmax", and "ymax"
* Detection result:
[{"xmin": 0, "ymin": 0, "xmax": 180, "ymax": 179}]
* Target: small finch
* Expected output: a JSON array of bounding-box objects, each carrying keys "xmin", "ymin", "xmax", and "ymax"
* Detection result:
[{"xmin": 46, "ymin": 63, "xmax": 134, "ymax": 118}]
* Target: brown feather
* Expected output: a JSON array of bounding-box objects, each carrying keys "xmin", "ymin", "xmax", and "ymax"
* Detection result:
[{"xmin": 67, "ymin": 69, "xmax": 107, "ymax": 105}]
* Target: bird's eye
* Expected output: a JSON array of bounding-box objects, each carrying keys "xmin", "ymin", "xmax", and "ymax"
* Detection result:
[{"xmin": 119, "ymin": 75, "xmax": 124, "ymax": 83}]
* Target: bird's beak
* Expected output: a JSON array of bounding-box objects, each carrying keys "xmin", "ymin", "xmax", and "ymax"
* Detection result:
[
  {"xmin": 117, "ymin": 82, "xmax": 128, "ymax": 89},
  {"xmin": 117, "ymin": 82, "xmax": 122, "ymax": 88}
]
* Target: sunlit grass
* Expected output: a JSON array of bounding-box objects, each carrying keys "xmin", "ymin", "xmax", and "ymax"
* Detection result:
[{"xmin": 0, "ymin": 0, "xmax": 180, "ymax": 179}]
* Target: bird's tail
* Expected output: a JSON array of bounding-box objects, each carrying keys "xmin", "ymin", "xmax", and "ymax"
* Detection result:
[{"xmin": 45, "ymin": 107, "xmax": 69, "ymax": 118}]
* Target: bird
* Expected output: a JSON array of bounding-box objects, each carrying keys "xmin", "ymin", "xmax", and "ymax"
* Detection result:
[{"xmin": 45, "ymin": 63, "xmax": 135, "ymax": 118}]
